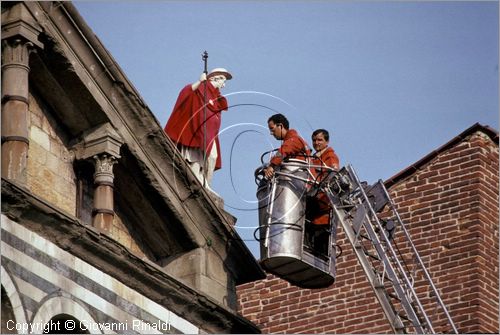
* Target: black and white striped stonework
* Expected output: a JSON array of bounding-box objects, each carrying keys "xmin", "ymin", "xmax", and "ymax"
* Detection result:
[{"xmin": 1, "ymin": 215, "xmax": 199, "ymax": 334}]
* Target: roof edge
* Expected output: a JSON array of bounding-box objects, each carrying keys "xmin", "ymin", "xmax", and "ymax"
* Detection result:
[{"xmin": 384, "ymin": 123, "xmax": 499, "ymax": 189}]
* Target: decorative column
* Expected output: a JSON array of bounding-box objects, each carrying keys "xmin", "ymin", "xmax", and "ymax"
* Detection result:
[
  {"xmin": 1, "ymin": 3, "xmax": 43, "ymax": 183},
  {"xmin": 92, "ymin": 154, "xmax": 118, "ymax": 233},
  {"xmin": 72, "ymin": 123, "xmax": 123, "ymax": 233},
  {"xmin": 1, "ymin": 38, "xmax": 33, "ymax": 182}
]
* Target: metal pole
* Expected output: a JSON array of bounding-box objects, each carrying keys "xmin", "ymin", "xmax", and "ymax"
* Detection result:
[{"xmin": 202, "ymin": 51, "xmax": 208, "ymax": 187}]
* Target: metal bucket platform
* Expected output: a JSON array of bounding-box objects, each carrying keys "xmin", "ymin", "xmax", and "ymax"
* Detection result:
[
  {"xmin": 256, "ymin": 159, "xmax": 336, "ymax": 289},
  {"xmin": 260, "ymin": 250, "xmax": 335, "ymax": 288}
]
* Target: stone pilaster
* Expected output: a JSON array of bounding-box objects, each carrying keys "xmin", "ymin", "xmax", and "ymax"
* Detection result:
[{"xmin": 1, "ymin": 38, "xmax": 35, "ymax": 183}]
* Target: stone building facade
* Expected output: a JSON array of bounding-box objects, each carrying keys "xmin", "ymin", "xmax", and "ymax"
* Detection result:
[
  {"xmin": 1, "ymin": 1, "xmax": 265, "ymax": 334},
  {"xmin": 238, "ymin": 123, "xmax": 499, "ymax": 334}
]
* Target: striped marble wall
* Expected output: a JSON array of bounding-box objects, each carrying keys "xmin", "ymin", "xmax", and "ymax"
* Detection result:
[{"xmin": 1, "ymin": 215, "xmax": 199, "ymax": 334}]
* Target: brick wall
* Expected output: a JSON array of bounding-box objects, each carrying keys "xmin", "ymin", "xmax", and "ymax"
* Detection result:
[
  {"xmin": 388, "ymin": 131, "xmax": 499, "ymax": 334},
  {"xmin": 238, "ymin": 129, "xmax": 499, "ymax": 334}
]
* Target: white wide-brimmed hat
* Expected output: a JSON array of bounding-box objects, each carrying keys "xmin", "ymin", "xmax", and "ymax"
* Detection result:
[{"xmin": 207, "ymin": 68, "xmax": 232, "ymax": 80}]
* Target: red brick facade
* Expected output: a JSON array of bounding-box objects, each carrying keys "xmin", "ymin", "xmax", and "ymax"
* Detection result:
[{"xmin": 237, "ymin": 124, "xmax": 499, "ymax": 334}]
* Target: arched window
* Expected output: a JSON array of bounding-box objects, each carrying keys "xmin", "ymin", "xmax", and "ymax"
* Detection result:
[
  {"xmin": 1, "ymin": 266, "xmax": 28, "ymax": 333},
  {"xmin": 1, "ymin": 286, "xmax": 16, "ymax": 334},
  {"xmin": 31, "ymin": 296, "xmax": 101, "ymax": 335},
  {"xmin": 43, "ymin": 314, "xmax": 88, "ymax": 334}
]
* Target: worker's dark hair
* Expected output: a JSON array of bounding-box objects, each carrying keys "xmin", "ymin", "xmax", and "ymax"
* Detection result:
[
  {"xmin": 268, "ymin": 114, "xmax": 289, "ymax": 130},
  {"xmin": 312, "ymin": 129, "xmax": 330, "ymax": 141}
]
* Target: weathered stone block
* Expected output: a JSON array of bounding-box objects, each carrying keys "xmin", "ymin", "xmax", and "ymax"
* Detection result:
[
  {"xmin": 163, "ymin": 248, "xmax": 206, "ymax": 281},
  {"xmin": 162, "ymin": 247, "xmax": 236, "ymax": 309},
  {"xmin": 30, "ymin": 126, "xmax": 50, "ymax": 151},
  {"xmin": 205, "ymin": 248, "xmax": 228, "ymax": 286}
]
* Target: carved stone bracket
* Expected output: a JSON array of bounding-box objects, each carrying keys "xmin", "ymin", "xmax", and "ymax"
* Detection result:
[
  {"xmin": 1, "ymin": 2, "xmax": 44, "ymax": 49},
  {"xmin": 72, "ymin": 123, "xmax": 124, "ymax": 162}
]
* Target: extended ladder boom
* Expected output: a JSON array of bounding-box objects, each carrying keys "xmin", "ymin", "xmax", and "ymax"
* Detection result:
[{"xmin": 323, "ymin": 164, "xmax": 458, "ymax": 334}]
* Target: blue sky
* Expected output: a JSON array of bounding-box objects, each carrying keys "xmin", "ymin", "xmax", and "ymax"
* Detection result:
[{"xmin": 74, "ymin": 1, "xmax": 498, "ymax": 257}]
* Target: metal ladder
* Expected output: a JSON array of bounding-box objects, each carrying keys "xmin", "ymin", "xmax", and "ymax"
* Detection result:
[{"xmin": 323, "ymin": 164, "xmax": 458, "ymax": 334}]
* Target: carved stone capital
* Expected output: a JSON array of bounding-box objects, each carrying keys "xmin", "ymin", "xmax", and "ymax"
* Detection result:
[
  {"xmin": 1, "ymin": 39, "xmax": 35, "ymax": 71},
  {"xmin": 93, "ymin": 154, "xmax": 118, "ymax": 185},
  {"xmin": 2, "ymin": 38, "xmax": 36, "ymax": 99}
]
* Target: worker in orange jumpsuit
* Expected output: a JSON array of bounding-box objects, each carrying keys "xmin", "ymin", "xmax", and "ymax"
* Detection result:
[
  {"xmin": 306, "ymin": 128, "xmax": 340, "ymax": 255},
  {"xmin": 263, "ymin": 113, "xmax": 311, "ymax": 179}
]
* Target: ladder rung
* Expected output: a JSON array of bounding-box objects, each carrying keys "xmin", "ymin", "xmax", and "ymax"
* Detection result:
[
  {"xmin": 372, "ymin": 276, "xmax": 384, "ymax": 288},
  {"xmin": 395, "ymin": 306, "xmax": 427, "ymax": 331},
  {"xmin": 331, "ymin": 165, "xmax": 458, "ymax": 334},
  {"xmin": 354, "ymin": 240, "xmax": 382, "ymax": 261},
  {"xmin": 337, "ymin": 204, "xmax": 355, "ymax": 210},
  {"xmin": 393, "ymin": 316, "xmax": 405, "ymax": 330},
  {"xmin": 364, "ymin": 251, "xmax": 381, "ymax": 261},
  {"xmin": 373, "ymin": 271, "xmax": 395, "ymax": 285},
  {"xmin": 359, "ymin": 233, "xmax": 372, "ymax": 241},
  {"xmin": 387, "ymin": 291, "xmax": 401, "ymax": 302}
]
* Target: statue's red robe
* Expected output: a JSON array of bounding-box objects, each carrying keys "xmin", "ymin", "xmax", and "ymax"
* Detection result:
[{"xmin": 164, "ymin": 82, "xmax": 228, "ymax": 170}]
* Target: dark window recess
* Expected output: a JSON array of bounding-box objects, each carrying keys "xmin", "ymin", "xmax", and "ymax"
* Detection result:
[{"xmin": 74, "ymin": 160, "xmax": 94, "ymax": 225}]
